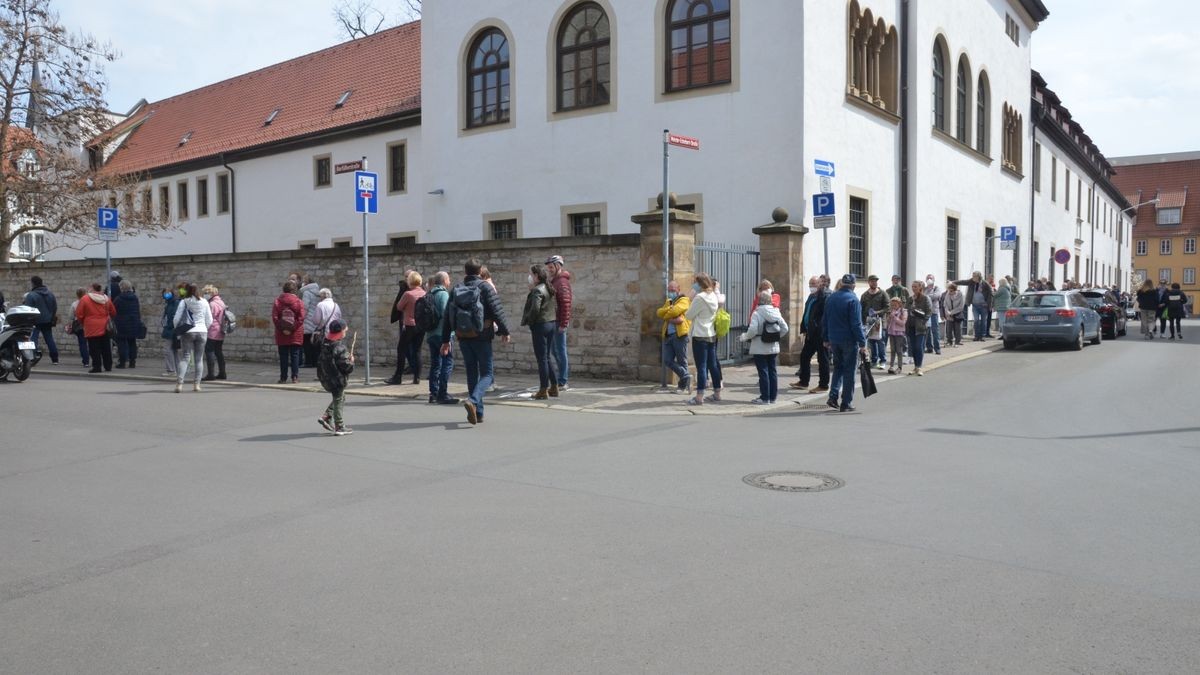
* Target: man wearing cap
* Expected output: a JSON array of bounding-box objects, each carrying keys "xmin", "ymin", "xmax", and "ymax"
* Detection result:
[
  {"xmin": 316, "ymin": 319, "xmax": 355, "ymax": 435},
  {"xmin": 860, "ymin": 275, "xmax": 888, "ymax": 369},
  {"xmin": 545, "ymin": 255, "xmax": 572, "ymax": 391},
  {"xmin": 823, "ymin": 274, "xmax": 868, "ymax": 412}
]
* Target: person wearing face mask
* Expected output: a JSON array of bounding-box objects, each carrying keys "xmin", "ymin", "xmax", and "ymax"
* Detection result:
[
  {"xmin": 790, "ymin": 275, "xmax": 831, "ymax": 393},
  {"xmin": 160, "ymin": 285, "xmax": 181, "ymax": 377},
  {"xmin": 202, "ymin": 284, "xmax": 227, "ymax": 381},
  {"xmin": 521, "ymin": 264, "xmax": 558, "ymax": 399},
  {"xmin": 656, "ymin": 280, "xmax": 692, "ymax": 393},
  {"xmin": 923, "ymin": 275, "xmax": 943, "ymax": 355}
]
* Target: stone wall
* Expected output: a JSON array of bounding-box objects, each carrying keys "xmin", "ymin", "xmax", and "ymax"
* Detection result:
[{"xmin": 1, "ymin": 234, "xmax": 643, "ymax": 379}]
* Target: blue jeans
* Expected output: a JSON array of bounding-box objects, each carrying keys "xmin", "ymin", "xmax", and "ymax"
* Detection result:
[
  {"xmin": 458, "ymin": 339, "xmax": 494, "ymax": 418},
  {"xmin": 551, "ymin": 329, "xmax": 569, "ymax": 386},
  {"xmin": 927, "ymin": 313, "xmax": 942, "ymax": 353},
  {"xmin": 31, "ymin": 323, "xmax": 59, "ymax": 362},
  {"xmin": 868, "ymin": 338, "xmax": 886, "ymax": 365},
  {"xmin": 427, "ymin": 337, "xmax": 454, "ymax": 399},
  {"xmin": 753, "ymin": 354, "xmax": 778, "ymax": 402},
  {"xmin": 828, "ymin": 343, "xmax": 860, "ymax": 408},
  {"xmin": 530, "ymin": 322, "xmax": 557, "ymax": 390},
  {"xmin": 906, "ymin": 329, "xmax": 926, "ymax": 368},
  {"xmin": 972, "ymin": 303, "xmax": 988, "ymax": 339},
  {"xmin": 692, "ymin": 338, "xmax": 722, "ymax": 393},
  {"xmin": 277, "ymin": 344, "xmax": 301, "ymax": 380},
  {"xmin": 75, "ymin": 331, "xmax": 90, "ymax": 365},
  {"xmin": 116, "ymin": 337, "xmax": 138, "ymax": 365},
  {"xmin": 662, "ymin": 334, "xmax": 689, "ymax": 384}
]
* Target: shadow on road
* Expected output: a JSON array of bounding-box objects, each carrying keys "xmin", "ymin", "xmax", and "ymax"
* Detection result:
[{"xmin": 922, "ymin": 426, "xmax": 1200, "ymax": 441}]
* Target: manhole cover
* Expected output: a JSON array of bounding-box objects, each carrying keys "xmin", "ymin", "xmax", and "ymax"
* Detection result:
[{"xmin": 743, "ymin": 471, "xmax": 844, "ymax": 493}]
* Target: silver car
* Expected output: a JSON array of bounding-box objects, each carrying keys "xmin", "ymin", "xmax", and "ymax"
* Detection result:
[{"xmin": 1002, "ymin": 291, "xmax": 1102, "ymax": 350}]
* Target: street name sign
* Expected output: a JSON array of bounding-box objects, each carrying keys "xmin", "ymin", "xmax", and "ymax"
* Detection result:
[
  {"xmin": 667, "ymin": 133, "xmax": 700, "ymax": 150},
  {"xmin": 354, "ymin": 171, "xmax": 379, "ymax": 214},
  {"xmin": 813, "ymin": 216, "xmax": 836, "ymax": 230},
  {"xmin": 814, "ymin": 159, "xmax": 836, "ymax": 177},
  {"xmin": 97, "ymin": 207, "xmax": 119, "ymax": 242},
  {"xmin": 335, "ymin": 160, "xmax": 364, "ymax": 174}
]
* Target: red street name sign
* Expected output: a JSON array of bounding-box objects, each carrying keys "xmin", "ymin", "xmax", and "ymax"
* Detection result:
[
  {"xmin": 667, "ymin": 133, "xmax": 700, "ymax": 150},
  {"xmin": 335, "ymin": 160, "xmax": 364, "ymax": 174}
]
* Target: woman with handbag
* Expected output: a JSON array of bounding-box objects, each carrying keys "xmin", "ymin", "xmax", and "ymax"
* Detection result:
[
  {"xmin": 906, "ymin": 281, "xmax": 934, "ymax": 376},
  {"xmin": 75, "ymin": 283, "xmax": 116, "ymax": 373},
  {"xmin": 740, "ymin": 290, "xmax": 790, "ymax": 404},
  {"xmin": 173, "ymin": 282, "xmax": 213, "ymax": 393},
  {"xmin": 113, "ymin": 280, "xmax": 142, "ymax": 369},
  {"xmin": 521, "ymin": 264, "xmax": 558, "ymax": 400}
]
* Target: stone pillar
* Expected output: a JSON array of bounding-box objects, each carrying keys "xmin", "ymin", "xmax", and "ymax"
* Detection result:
[
  {"xmin": 632, "ymin": 193, "xmax": 703, "ymax": 382},
  {"xmin": 753, "ymin": 207, "xmax": 809, "ymax": 366}
]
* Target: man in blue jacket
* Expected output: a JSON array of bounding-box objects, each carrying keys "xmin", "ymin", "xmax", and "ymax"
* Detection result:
[{"xmin": 822, "ymin": 274, "xmax": 868, "ymax": 412}]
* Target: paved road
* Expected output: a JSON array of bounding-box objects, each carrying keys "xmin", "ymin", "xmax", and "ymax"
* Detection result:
[{"xmin": 2, "ymin": 326, "xmax": 1198, "ymax": 673}]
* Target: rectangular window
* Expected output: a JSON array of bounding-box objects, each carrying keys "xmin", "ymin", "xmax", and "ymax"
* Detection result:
[
  {"xmin": 1065, "ymin": 169, "xmax": 1070, "ymax": 211},
  {"xmin": 1005, "ymin": 14, "xmax": 1020, "ymax": 45},
  {"xmin": 848, "ymin": 197, "xmax": 868, "ymax": 278},
  {"xmin": 1051, "ymin": 156, "xmax": 1057, "ymax": 201},
  {"xmin": 314, "ymin": 155, "xmax": 332, "ymax": 188},
  {"xmin": 1032, "ymin": 143, "xmax": 1041, "ymax": 192},
  {"xmin": 1159, "ymin": 268, "xmax": 1171, "ymax": 283},
  {"xmin": 1185, "ymin": 268, "xmax": 1196, "ymax": 285},
  {"xmin": 1185, "ymin": 238, "xmax": 1196, "ymax": 254},
  {"xmin": 1136, "ymin": 240, "xmax": 1147, "ymax": 256},
  {"xmin": 984, "ymin": 226, "xmax": 995, "ymax": 278},
  {"xmin": 387, "ymin": 142, "xmax": 407, "ymax": 193},
  {"xmin": 946, "ymin": 216, "xmax": 959, "ymax": 281},
  {"xmin": 1033, "ymin": 241, "xmax": 1041, "ymax": 279},
  {"xmin": 217, "ymin": 174, "xmax": 230, "ymax": 214},
  {"xmin": 570, "ymin": 211, "xmax": 602, "ymax": 237},
  {"xmin": 197, "ymin": 177, "xmax": 209, "ymax": 217},
  {"xmin": 142, "ymin": 189, "xmax": 152, "ymax": 219},
  {"xmin": 1160, "ymin": 239, "xmax": 1172, "ymax": 255},
  {"xmin": 159, "ymin": 185, "xmax": 170, "ymax": 221},
  {"xmin": 122, "ymin": 191, "xmax": 134, "ymax": 217},
  {"xmin": 1077, "ymin": 179, "xmax": 1082, "ymax": 218},
  {"xmin": 177, "ymin": 181, "xmax": 189, "ymax": 221},
  {"xmin": 489, "ymin": 218, "xmax": 518, "ymax": 240},
  {"xmin": 1157, "ymin": 207, "xmax": 1182, "ymax": 226}
]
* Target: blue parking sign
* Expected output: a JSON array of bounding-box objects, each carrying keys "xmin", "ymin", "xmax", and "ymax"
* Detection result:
[{"xmin": 354, "ymin": 171, "xmax": 378, "ymax": 214}]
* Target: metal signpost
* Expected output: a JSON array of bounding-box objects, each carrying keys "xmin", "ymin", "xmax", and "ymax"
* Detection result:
[
  {"xmin": 663, "ymin": 130, "xmax": 700, "ymax": 294},
  {"xmin": 97, "ymin": 207, "xmax": 119, "ymax": 291},
  {"xmin": 354, "ymin": 162, "xmax": 379, "ymax": 384},
  {"xmin": 812, "ymin": 192, "xmax": 836, "ymax": 277}
]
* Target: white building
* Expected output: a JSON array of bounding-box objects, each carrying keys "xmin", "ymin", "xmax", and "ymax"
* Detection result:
[{"xmin": 50, "ymin": 0, "xmax": 1132, "ymax": 288}]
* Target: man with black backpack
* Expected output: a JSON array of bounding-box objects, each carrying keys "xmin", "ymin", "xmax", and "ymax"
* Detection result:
[{"xmin": 440, "ymin": 259, "xmax": 511, "ymax": 425}]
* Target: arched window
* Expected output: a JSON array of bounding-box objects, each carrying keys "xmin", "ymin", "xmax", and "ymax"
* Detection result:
[
  {"xmin": 976, "ymin": 72, "xmax": 989, "ymax": 155},
  {"xmin": 557, "ymin": 2, "xmax": 611, "ymax": 111},
  {"xmin": 466, "ymin": 28, "xmax": 511, "ymax": 128},
  {"xmin": 955, "ymin": 57, "xmax": 970, "ymax": 143},
  {"xmin": 666, "ymin": 0, "xmax": 732, "ymax": 91},
  {"xmin": 931, "ymin": 40, "xmax": 946, "ymax": 130},
  {"xmin": 845, "ymin": 4, "xmax": 898, "ymax": 115}
]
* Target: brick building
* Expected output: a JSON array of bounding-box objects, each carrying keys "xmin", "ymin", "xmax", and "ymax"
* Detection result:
[{"xmin": 1110, "ymin": 151, "xmax": 1200, "ymax": 297}]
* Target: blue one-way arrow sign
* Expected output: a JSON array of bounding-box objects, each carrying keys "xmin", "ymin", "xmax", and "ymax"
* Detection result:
[{"xmin": 814, "ymin": 159, "xmax": 836, "ymax": 177}]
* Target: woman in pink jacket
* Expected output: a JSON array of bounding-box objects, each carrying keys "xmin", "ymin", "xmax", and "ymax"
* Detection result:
[
  {"xmin": 202, "ymin": 284, "xmax": 227, "ymax": 381},
  {"xmin": 386, "ymin": 271, "xmax": 427, "ymax": 385}
]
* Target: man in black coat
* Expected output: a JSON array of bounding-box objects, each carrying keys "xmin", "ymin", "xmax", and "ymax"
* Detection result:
[
  {"xmin": 22, "ymin": 276, "xmax": 59, "ymax": 364},
  {"xmin": 440, "ymin": 258, "xmax": 511, "ymax": 425},
  {"xmin": 791, "ymin": 274, "xmax": 831, "ymax": 393}
]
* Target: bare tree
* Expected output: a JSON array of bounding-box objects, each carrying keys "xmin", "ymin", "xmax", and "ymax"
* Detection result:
[
  {"xmin": 1, "ymin": 0, "xmax": 166, "ymax": 263},
  {"xmin": 333, "ymin": 0, "xmax": 420, "ymax": 40}
]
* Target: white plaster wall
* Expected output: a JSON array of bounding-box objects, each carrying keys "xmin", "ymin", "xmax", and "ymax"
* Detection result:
[
  {"xmin": 907, "ymin": 0, "xmax": 1034, "ymax": 283},
  {"xmin": 421, "ymin": 0, "xmax": 807, "ymax": 249}
]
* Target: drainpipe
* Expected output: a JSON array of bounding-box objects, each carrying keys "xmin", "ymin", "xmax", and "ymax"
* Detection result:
[
  {"xmin": 221, "ymin": 153, "xmax": 237, "ymax": 253},
  {"xmin": 898, "ymin": 0, "xmax": 910, "ymax": 281},
  {"xmin": 1089, "ymin": 179, "xmax": 1096, "ymax": 285},
  {"xmin": 1028, "ymin": 102, "xmax": 1046, "ymax": 281}
]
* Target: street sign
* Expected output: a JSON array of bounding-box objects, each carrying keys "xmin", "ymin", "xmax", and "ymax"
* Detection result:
[
  {"xmin": 97, "ymin": 207, "xmax": 119, "ymax": 242},
  {"xmin": 819, "ymin": 176, "xmax": 832, "ymax": 193},
  {"xmin": 354, "ymin": 171, "xmax": 379, "ymax": 214},
  {"xmin": 1000, "ymin": 226, "xmax": 1017, "ymax": 241},
  {"xmin": 813, "ymin": 216, "xmax": 836, "ymax": 230},
  {"xmin": 814, "ymin": 159, "xmax": 836, "ymax": 177},
  {"xmin": 1054, "ymin": 248, "xmax": 1071, "ymax": 265},
  {"xmin": 813, "ymin": 193, "xmax": 836, "ymax": 217},
  {"xmin": 667, "ymin": 133, "xmax": 700, "ymax": 150},
  {"xmin": 1000, "ymin": 239, "xmax": 1016, "ymax": 251},
  {"xmin": 335, "ymin": 160, "xmax": 364, "ymax": 174}
]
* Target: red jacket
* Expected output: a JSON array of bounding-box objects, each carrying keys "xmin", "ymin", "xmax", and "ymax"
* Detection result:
[
  {"xmin": 272, "ymin": 293, "xmax": 305, "ymax": 346},
  {"xmin": 550, "ymin": 270, "xmax": 572, "ymax": 330},
  {"xmin": 75, "ymin": 292, "xmax": 116, "ymax": 338}
]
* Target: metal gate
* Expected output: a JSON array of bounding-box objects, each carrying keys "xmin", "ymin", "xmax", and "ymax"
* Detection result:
[{"xmin": 695, "ymin": 242, "xmax": 760, "ymax": 363}]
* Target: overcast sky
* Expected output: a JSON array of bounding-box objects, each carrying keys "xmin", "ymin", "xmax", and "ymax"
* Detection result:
[{"xmin": 53, "ymin": 0, "xmax": 1199, "ymax": 159}]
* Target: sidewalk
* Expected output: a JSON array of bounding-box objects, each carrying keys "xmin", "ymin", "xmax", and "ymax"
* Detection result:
[{"xmin": 34, "ymin": 339, "xmax": 1002, "ymax": 416}]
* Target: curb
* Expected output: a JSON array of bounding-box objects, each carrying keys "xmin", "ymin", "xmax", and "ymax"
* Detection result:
[{"xmin": 31, "ymin": 343, "xmax": 1001, "ymax": 417}]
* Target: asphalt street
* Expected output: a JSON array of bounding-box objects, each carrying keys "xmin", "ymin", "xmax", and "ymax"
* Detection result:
[{"xmin": 2, "ymin": 323, "xmax": 1198, "ymax": 673}]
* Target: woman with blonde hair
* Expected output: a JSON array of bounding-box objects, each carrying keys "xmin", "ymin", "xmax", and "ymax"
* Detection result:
[
  {"xmin": 387, "ymin": 270, "xmax": 427, "ymax": 385},
  {"xmin": 683, "ymin": 273, "xmax": 723, "ymax": 405}
]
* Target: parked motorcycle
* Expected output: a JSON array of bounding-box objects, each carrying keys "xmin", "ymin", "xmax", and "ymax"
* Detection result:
[{"xmin": 0, "ymin": 305, "xmax": 40, "ymax": 382}]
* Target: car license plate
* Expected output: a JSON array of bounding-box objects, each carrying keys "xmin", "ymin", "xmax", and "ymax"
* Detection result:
[
  {"xmin": 1026, "ymin": 316, "xmax": 1047, "ymax": 322},
  {"xmin": 17, "ymin": 341, "xmax": 36, "ymax": 350}
]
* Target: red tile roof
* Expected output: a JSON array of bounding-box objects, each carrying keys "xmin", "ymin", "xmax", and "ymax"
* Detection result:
[
  {"xmin": 1156, "ymin": 190, "xmax": 1186, "ymax": 209},
  {"xmin": 1111, "ymin": 157, "xmax": 1200, "ymax": 235},
  {"xmin": 98, "ymin": 21, "xmax": 421, "ymax": 176}
]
